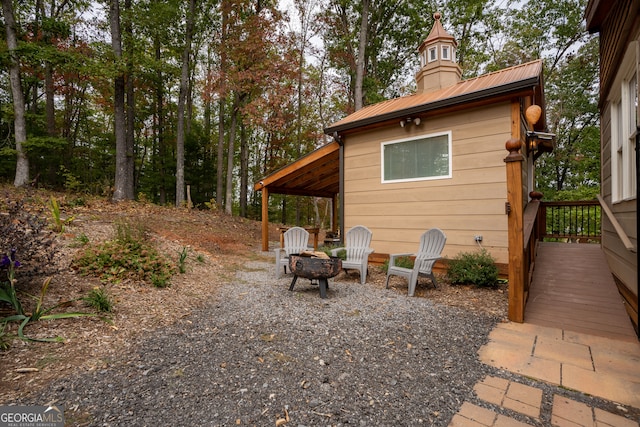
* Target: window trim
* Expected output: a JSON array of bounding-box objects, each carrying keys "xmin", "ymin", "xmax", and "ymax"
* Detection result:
[
  {"xmin": 380, "ymin": 131, "xmax": 453, "ymax": 184},
  {"xmin": 428, "ymin": 46, "xmax": 437, "ymax": 62},
  {"xmin": 441, "ymin": 45, "xmax": 450, "ymax": 61},
  {"xmin": 608, "ymin": 41, "xmax": 638, "ymax": 203}
]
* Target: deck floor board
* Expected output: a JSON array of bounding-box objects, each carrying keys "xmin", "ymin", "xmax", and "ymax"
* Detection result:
[{"xmin": 525, "ymin": 242, "xmax": 637, "ymax": 341}]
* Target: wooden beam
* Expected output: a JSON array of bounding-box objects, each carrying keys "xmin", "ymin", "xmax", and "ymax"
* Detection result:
[{"xmin": 261, "ymin": 186, "xmax": 269, "ymax": 252}]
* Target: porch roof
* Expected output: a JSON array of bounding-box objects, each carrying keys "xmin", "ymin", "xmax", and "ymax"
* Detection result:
[{"xmin": 253, "ymin": 141, "xmax": 340, "ymax": 198}]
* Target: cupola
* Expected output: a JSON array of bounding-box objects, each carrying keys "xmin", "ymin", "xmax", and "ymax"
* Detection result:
[{"xmin": 415, "ymin": 13, "xmax": 462, "ymax": 94}]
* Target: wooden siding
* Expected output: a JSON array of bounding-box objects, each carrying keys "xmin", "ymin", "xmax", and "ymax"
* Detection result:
[
  {"xmin": 599, "ymin": 0, "xmax": 640, "ymax": 98},
  {"xmin": 596, "ymin": 0, "xmax": 639, "ymax": 332},
  {"xmin": 343, "ymin": 103, "xmax": 511, "ymax": 262}
]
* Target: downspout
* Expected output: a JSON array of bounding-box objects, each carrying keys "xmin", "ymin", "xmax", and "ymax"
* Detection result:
[{"xmin": 334, "ymin": 132, "xmax": 345, "ymax": 245}]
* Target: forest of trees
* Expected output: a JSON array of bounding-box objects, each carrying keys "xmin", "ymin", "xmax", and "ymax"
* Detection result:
[{"xmin": 0, "ymin": 0, "xmax": 599, "ymax": 224}]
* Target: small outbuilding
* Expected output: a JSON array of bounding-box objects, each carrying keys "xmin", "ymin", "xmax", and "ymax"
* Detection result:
[{"xmin": 256, "ymin": 13, "xmax": 551, "ymax": 274}]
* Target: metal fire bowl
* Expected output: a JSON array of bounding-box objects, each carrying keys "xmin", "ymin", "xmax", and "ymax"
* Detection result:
[{"xmin": 289, "ymin": 254, "xmax": 342, "ymax": 280}]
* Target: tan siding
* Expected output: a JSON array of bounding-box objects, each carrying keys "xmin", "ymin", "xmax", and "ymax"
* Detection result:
[
  {"xmin": 343, "ymin": 103, "xmax": 512, "ymax": 263},
  {"xmin": 345, "ymin": 182, "xmax": 508, "ymax": 202}
]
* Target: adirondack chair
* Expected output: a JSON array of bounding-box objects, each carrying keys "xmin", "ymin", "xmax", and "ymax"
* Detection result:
[
  {"xmin": 274, "ymin": 227, "xmax": 310, "ymax": 279},
  {"xmin": 330, "ymin": 225, "xmax": 374, "ymax": 284},
  {"xmin": 385, "ymin": 228, "xmax": 446, "ymax": 296}
]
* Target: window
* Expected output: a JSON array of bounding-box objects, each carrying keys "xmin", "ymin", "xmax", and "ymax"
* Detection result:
[
  {"xmin": 610, "ymin": 42, "xmax": 638, "ymax": 202},
  {"xmin": 382, "ymin": 132, "xmax": 452, "ymax": 183},
  {"xmin": 441, "ymin": 45, "xmax": 449, "ymax": 60},
  {"xmin": 428, "ymin": 46, "xmax": 437, "ymax": 62}
]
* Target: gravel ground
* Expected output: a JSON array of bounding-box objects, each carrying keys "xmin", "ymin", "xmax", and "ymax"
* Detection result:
[{"xmin": 17, "ymin": 259, "xmax": 638, "ymax": 426}]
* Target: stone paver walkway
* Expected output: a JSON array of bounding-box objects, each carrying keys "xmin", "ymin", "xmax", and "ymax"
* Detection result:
[
  {"xmin": 450, "ymin": 376, "xmax": 638, "ymax": 427},
  {"xmin": 448, "ymin": 322, "xmax": 640, "ymax": 426}
]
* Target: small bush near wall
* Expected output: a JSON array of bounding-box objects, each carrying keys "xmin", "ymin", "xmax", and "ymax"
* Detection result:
[{"xmin": 446, "ymin": 249, "xmax": 499, "ymax": 288}]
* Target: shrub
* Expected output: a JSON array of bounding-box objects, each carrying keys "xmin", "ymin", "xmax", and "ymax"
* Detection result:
[
  {"xmin": 83, "ymin": 287, "xmax": 113, "ymax": 313},
  {"xmin": 382, "ymin": 256, "xmax": 413, "ymax": 274},
  {"xmin": 72, "ymin": 220, "xmax": 174, "ymax": 287},
  {"xmin": 446, "ymin": 249, "xmax": 499, "ymax": 288}
]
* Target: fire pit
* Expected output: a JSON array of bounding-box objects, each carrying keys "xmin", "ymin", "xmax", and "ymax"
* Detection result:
[{"xmin": 288, "ymin": 253, "xmax": 342, "ymax": 298}]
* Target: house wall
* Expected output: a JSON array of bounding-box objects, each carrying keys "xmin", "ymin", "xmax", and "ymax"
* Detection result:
[
  {"xmin": 598, "ymin": 0, "xmax": 639, "ymax": 327},
  {"xmin": 342, "ymin": 102, "xmax": 512, "ymax": 264}
]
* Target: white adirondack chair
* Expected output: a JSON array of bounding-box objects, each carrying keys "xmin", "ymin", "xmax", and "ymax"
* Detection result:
[
  {"xmin": 274, "ymin": 227, "xmax": 310, "ymax": 279},
  {"xmin": 330, "ymin": 225, "xmax": 374, "ymax": 284},
  {"xmin": 385, "ymin": 228, "xmax": 446, "ymax": 296}
]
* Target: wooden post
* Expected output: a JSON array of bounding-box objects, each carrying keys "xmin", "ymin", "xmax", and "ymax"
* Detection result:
[
  {"xmin": 332, "ymin": 193, "xmax": 338, "ymax": 234},
  {"xmin": 261, "ymin": 186, "xmax": 269, "ymax": 252},
  {"xmin": 505, "ymin": 137, "xmax": 525, "ymax": 322}
]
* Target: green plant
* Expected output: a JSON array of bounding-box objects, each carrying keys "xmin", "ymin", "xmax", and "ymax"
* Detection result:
[
  {"xmin": 0, "ymin": 249, "xmax": 24, "ymax": 315},
  {"xmin": 0, "ymin": 321, "xmax": 11, "ymax": 350},
  {"xmin": 446, "ymin": 249, "xmax": 499, "ymax": 288},
  {"xmin": 2, "ymin": 276, "xmax": 92, "ymax": 342},
  {"xmin": 70, "ymin": 233, "xmax": 90, "ymax": 248},
  {"xmin": 321, "ymin": 245, "xmax": 346, "ymax": 260},
  {"xmin": 196, "ymin": 254, "xmax": 205, "ymax": 263},
  {"xmin": 178, "ymin": 247, "xmax": 188, "ymax": 273},
  {"xmin": 72, "ymin": 220, "xmax": 175, "ymax": 287},
  {"xmin": 48, "ymin": 197, "xmax": 74, "ymax": 233},
  {"xmin": 382, "ymin": 256, "xmax": 413, "ymax": 273},
  {"xmin": 114, "ymin": 219, "xmax": 146, "ymax": 246},
  {"xmin": 59, "ymin": 165, "xmax": 84, "ymax": 193},
  {"xmin": 204, "ymin": 198, "xmax": 217, "ymax": 210},
  {"xmin": 83, "ymin": 287, "xmax": 113, "ymax": 312}
]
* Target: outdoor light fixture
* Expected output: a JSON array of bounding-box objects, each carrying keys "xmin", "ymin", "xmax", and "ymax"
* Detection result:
[
  {"xmin": 400, "ymin": 117, "xmax": 422, "ymax": 127},
  {"xmin": 526, "ymin": 131, "xmax": 555, "ymax": 152}
]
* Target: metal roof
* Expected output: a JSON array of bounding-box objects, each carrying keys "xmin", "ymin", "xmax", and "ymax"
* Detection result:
[{"xmin": 325, "ymin": 59, "xmax": 544, "ymax": 135}]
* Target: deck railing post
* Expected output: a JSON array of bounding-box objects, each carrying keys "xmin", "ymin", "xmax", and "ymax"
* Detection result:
[{"xmin": 505, "ymin": 138, "xmax": 526, "ymax": 323}]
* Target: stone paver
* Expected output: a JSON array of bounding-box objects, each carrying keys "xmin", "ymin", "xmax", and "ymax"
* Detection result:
[
  {"xmin": 451, "ymin": 323, "xmax": 640, "ymax": 427},
  {"xmin": 503, "ymin": 382, "xmax": 541, "ymax": 419},
  {"xmin": 534, "ymin": 336, "xmax": 593, "ymax": 370},
  {"xmin": 595, "ymin": 408, "xmax": 639, "ymax": 427},
  {"xmin": 552, "ymin": 395, "xmax": 593, "ymax": 426}
]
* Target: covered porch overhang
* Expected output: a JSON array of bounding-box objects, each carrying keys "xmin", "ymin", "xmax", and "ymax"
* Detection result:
[{"xmin": 254, "ymin": 141, "xmax": 341, "ymax": 251}]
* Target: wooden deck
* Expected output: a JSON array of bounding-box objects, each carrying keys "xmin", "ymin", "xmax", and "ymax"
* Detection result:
[{"xmin": 525, "ymin": 242, "xmax": 637, "ymax": 341}]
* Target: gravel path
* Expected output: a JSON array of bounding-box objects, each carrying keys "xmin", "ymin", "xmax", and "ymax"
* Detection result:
[{"xmin": 20, "ymin": 259, "xmax": 630, "ymax": 426}]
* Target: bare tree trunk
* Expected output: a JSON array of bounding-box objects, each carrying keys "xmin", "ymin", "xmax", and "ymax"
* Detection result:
[
  {"xmin": 354, "ymin": 0, "xmax": 368, "ymax": 111},
  {"xmin": 155, "ymin": 37, "xmax": 167, "ymax": 205},
  {"xmin": 124, "ymin": 0, "xmax": 135, "ymax": 199},
  {"xmin": 176, "ymin": 0, "xmax": 196, "ymax": 207},
  {"xmin": 2, "ymin": 0, "xmax": 30, "ymax": 187},
  {"xmin": 110, "ymin": 0, "xmax": 127, "ymax": 201},
  {"xmin": 217, "ymin": 101, "xmax": 225, "ymax": 209},
  {"xmin": 216, "ymin": 2, "xmax": 229, "ymax": 210},
  {"xmin": 239, "ymin": 122, "xmax": 248, "ymax": 217},
  {"xmin": 225, "ymin": 95, "xmax": 238, "ymax": 214}
]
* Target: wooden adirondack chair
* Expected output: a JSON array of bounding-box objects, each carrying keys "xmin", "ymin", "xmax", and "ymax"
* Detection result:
[
  {"xmin": 274, "ymin": 227, "xmax": 310, "ymax": 279},
  {"xmin": 330, "ymin": 225, "xmax": 374, "ymax": 284},
  {"xmin": 385, "ymin": 228, "xmax": 446, "ymax": 296}
]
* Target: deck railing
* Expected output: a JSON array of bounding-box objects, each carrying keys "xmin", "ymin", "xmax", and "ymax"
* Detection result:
[{"xmin": 538, "ymin": 200, "xmax": 601, "ymax": 243}]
